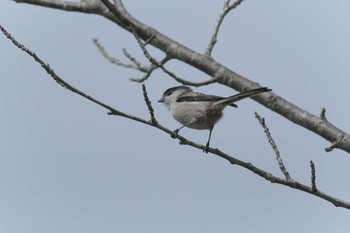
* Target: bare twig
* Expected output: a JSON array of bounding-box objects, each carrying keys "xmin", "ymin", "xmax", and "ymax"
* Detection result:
[
  {"xmin": 93, "ymin": 38, "xmax": 149, "ymax": 72},
  {"xmin": 255, "ymin": 112, "xmax": 292, "ymax": 181},
  {"xmin": 129, "ymin": 65, "xmax": 157, "ymax": 82},
  {"xmin": 318, "ymin": 108, "xmax": 344, "ymax": 152},
  {"xmin": 320, "ymin": 107, "xmax": 327, "ymax": 120},
  {"xmin": 94, "ymin": 37, "xmax": 171, "ymax": 83},
  {"xmin": 129, "ymin": 56, "xmax": 170, "ymax": 83},
  {"xmin": 142, "ymin": 84, "xmax": 158, "ymax": 125},
  {"xmin": 310, "ymin": 160, "xmax": 317, "ymax": 192},
  {"xmin": 122, "ymin": 48, "xmax": 146, "ymax": 70},
  {"xmin": 131, "ymin": 30, "xmax": 219, "ymax": 87},
  {"xmin": 2, "ymin": 23, "xmax": 350, "ymax": 209},
  {"xmin": 325, "ymin": 134, "xmax": 345, "ymax": 152},
  {"xmin": 205, "ymin": 0, "xmax": 245, "ymax": 56}
]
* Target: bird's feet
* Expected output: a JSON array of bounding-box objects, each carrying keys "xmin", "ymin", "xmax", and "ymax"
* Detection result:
[
  {"xmin": 171, "ymin": 129, "xmax": 179, "ymax": 138},
  {"xmin": 203, "ymin": 143, "xmax": 210, "ymax": 153}
]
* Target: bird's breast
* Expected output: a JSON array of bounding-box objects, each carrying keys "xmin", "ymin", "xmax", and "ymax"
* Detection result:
[{"xmin": 170, "ymin": 102, "xmax": 224, "ymax": 130}]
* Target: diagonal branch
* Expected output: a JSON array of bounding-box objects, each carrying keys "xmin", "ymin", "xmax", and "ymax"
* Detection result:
[
  {"xmin": 205, "ymin": 0, "xmax": 245, "ymax": 56},
  {"xmin": 12, "ymin": 0, "xmax": 101, "ymax": 13},
  {"xmin": 12, "ymin": 0, "xmax": 350, "ymax": 153}
]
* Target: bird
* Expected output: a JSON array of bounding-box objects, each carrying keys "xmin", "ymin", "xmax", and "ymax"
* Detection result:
[{"xmin": 158, "ymin": 85, "xmax": 272, "ymax": 153}]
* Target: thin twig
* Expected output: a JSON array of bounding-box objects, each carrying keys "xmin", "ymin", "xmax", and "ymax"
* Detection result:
[
  {"xmin": 320, "ymin": 107, "xmax": 327, "ymax": 120},
  {"xmin": 122, "ymin": 48, "xmax": 147, "ymax": 70},
  {"xmin": 130, "ymin": 56, "xmax": 170, "ymax": 83},
  {"xmin": 142, "ymin": 84, "xmax": 158, "ymax": 125},
  {"xmin": 131, "ymin": 29, "xmax": 218, "ymax": 87},
  {"xmin": 319, "ymin": 108, "xmax": 344, "ymax": 152},
  {"xmin": 310, "ymin": 161, "xmax": 317, "ymax": 192},
  {"xmin": 129, "ymin": 65, "xmax": 157, "ymax": 82},
  {"xmin": 0, "ymin": 24, "xmax": 129, "ymax": 117},
  {"xmin": 93, "ymin": 38, "xmax": 149, "ymax": 72},
  {"xmin": 94, "ymin": 37, "xmax": 168, "ymax": 83},
  {"xmin": 255, "ymin": 112, "xmax": 292, "ymax": 181},
  {"xmin": 205, "ymin": 0, "xmax": 245, "ymax": 56}
]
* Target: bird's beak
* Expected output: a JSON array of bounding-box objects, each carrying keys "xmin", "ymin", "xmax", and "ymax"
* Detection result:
[{"xmin": 158, "ymin": 97, "xmax": 164, "ymax": 103}]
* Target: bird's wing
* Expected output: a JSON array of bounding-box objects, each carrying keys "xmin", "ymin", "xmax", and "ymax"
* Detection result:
[
  {"xmin": 214, "ymin": 87, "xmax": 271, "ymax": 106},
  {"xmin": 176, "ymin": 93, "xmax": 238, "ymax": 107}
]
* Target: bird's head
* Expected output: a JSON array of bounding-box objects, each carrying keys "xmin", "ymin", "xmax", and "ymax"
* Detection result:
[{"xmin": 158, "ymin": 86, "xmax": 192, "ymax": 110}]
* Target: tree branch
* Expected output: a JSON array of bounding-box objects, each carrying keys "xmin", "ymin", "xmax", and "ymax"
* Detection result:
[
  {"xmin": 93, "ymin": 38, "xmax": 150, "ymax": 72},
  {"xmin": 255, "ymin": 112, "xmax": 292, "ymax": 180},
  {"xmin": 310, "ymin": 160, "xmax": 317, "ymax": 192},
  {"xmin": 12, "ymin": 0, "xmax": 350, "ymax": 153},
  {"xmin": 13, "ymin": 0, "xmax": 101, "ymax": 13},
  {"xmin": 205, "ymin": 0, "xmax": 245, "ymax": 56},
  {"xmin": 99, "ymin": 0, "xmax": 350, "ymax": 153},
  {"xmin": 2, "ymin": 23, "xmax": 350, "ymax": 209},
  {"xmin": 131, "ymin": 29, "xmax": 219, "ymax": 87},
  {"xmin": 142, "ymin": 84, "xmax": 158, "ymax": 125}
]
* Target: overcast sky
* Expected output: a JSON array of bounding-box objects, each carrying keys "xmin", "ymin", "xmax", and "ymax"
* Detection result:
[{"xmin": 1, "ymin": 1, "xmax": 350, "ymax": 232}]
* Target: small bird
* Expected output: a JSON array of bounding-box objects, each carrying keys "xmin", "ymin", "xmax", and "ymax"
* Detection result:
[{"xmin": 158, "ymin": 86, "xmax": 271, "ymax": 153}]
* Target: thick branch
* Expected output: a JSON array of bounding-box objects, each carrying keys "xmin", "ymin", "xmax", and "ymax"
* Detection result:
[
  {"xmin": 12, "ymin": 0, "xmax": 350, "ymax": 153},
  {"xmin": 12, "ymin": 0, "xmax": 124, "ymax": 26},
  {"xmin": 13, "ymin": 0, "xmax": 100, "ymax": 13}
]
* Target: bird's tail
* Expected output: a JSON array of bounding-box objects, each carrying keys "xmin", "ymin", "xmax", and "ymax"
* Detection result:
[{"xmin": 215, "ymin": 87, "xmax": 271, "ymax": 106}]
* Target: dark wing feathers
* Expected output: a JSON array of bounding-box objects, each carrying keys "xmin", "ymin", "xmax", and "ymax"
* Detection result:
[
  {"xmin": 176, "ymin": 94, "xmax": 238, "ymax": 107},
  {"xmin": 176, "ymin": 87, "xmax": 272, "ymax": 107}
]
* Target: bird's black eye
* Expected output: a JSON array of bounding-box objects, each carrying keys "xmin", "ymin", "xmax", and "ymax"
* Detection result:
[{"xmin": 165, "ymin": 90, "xmax": 172, "ymax": 96}]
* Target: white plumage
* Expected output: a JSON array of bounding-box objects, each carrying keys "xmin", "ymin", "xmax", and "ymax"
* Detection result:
[{"xmin": 159, "ymin": 86, "xmax": 271, "ymax": 153}]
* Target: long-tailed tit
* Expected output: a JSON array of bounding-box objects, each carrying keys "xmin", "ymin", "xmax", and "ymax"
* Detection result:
[{"xmin": 158, "ymin": 86, "xmax": 271, "ymax": 153}]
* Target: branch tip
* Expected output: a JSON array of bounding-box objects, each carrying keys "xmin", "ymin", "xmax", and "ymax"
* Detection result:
[
  {"xmin": 93, "ymin": 38, "xmax": 149, "ymax": 72},
  {"xmin": 320, "ymin": 107, "xmax": 327, "ymax": 120},
  {"xmin": 255, "ymin": 112, "xmax": 292, "ymax": 181},
  {"xmin": 142, "ymin": 84, "xmax": 158, "ymax": 125},
  {"xmin": 310, "ymin": 160, "xmax": 317, "ymax": 192},
  {"xmin": 205, "ymin": 0, "xmax": 245, "ymax": 56}
]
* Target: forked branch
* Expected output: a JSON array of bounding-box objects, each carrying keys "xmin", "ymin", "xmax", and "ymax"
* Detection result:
[
  {"xmin": 93, "ymin": 38, "xmax": 150, "ymax": 72},
  {"xmin": 131, "ymin": 30, "xmax": 219, "ymax": 87},
  {"xmin": 205, "ymin": 0, "xmax": 245, "ymax": 56}
]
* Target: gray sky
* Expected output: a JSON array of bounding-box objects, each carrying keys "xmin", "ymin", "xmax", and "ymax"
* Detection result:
[{"xmin": 1, "ymin": 1, "xmax": 350, "ymax": 232}]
